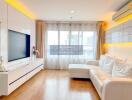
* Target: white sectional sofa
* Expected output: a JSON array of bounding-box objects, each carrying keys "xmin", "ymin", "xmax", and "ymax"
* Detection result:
[{"xmin": 69, "ymin": 55, "xmax": 132, "ymax": 100}]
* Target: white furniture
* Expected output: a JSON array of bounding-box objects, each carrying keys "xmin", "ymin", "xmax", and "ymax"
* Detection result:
[
  {"xmin": 69, "ymin": 64, "xmax": 95, "ymax": 78},
  {"xmin": 0, "ymin": 59, "xmax": 44, "ymax": 96},
  {"xmin": 0, "ymin": 0, "xmax": 35, "ymax": 68},
  {"xmin": 0, "ymin": 1, "xmax": 41, "ymax": 96},
  {"xmin": 69, "ymin": 58, "xmax": 132, "ymax": 100}
]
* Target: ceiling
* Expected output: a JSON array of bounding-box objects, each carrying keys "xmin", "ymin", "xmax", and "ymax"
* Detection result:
[{"xmin": 19, "ymin": 0, "xmax": 130, "ymax": 21}]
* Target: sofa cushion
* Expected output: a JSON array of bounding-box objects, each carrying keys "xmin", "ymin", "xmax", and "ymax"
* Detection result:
[
  {"xmin": 99, "ymin": 55, "xmax": 115, "ymax": 75},
  {"xmin": 87, "ymin": 60, "xmax": 99, "ymax": 66},
  {"xmin": 115, "ymin": 57, "xmax": 127, "ymax": 63},
  {"xmin": 102, "ymin": 55, "xmax": 115, "ymax": 74},
  {"xmin": 89, "ymin": 68, "xmax": 110, "ymax": 96},
  {"xmin": 69, "ymin": 64, "xmax": 98, "ymax": 78},
  {"xmin": 112, "ymin": 61, "xmax": 132, "ymax": 78},
  {"xmin": 99, "ymin": 55, "xmax": 106, "ymax": 68}
]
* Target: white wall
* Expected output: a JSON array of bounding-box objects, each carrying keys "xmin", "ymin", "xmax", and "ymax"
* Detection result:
[
  {"xmin": 8, "ymin": 5, "xmax": 34, "ymax": 35},
  {"xmin": 7, "ymin": 5, "xmax": 36, "ymax": 69},
  {"xmin": 8, "ymin": 5, "xmax": 36, "ymax": 56},
  {"xmin": 0, "ymin": 0, "xmax": 8, "ymax": 65},
  {"xmin": 105, "ymin": 20, "xmax": 132, "ymax": 61},
  {"xmin": 0, "ymin": 1, "xmax": 36, "ymax": 69}
]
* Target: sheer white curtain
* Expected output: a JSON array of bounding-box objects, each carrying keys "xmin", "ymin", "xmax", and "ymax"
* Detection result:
[{"xmin": 45, "ymin": 22, "xmax": 97, "ymax": 69}]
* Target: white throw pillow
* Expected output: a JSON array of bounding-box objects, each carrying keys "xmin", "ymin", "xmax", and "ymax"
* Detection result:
[
  {"xmin": 102, "ymin": 56, "xmax": 115, "ymax": 74},
  {"xmin": 100, "ymin": 55, "xmax": 115, "ymax": 74},
  {"xmin": 112, "ymin": 61, "xmax": 132, "ymax": 78},
  {"xmin": 99, "ymin": 55, "xmax": 106, "ymax": 68},
  {"xmin": 115, "ymin": 57, "xmax": 127, "ymax": 63}
]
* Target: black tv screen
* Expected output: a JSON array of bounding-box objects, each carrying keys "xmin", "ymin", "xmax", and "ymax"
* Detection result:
[{"xmin": 8, "ymin": 30, "xmax": 30, "ymax": 62}]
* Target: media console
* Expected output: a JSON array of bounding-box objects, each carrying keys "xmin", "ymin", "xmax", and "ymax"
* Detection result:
[{"xmin": 0, "ymin": 59, "xmax": 44, "ymax": 96}]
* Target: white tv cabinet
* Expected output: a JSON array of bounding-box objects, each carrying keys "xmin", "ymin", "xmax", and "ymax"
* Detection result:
[
  {"xmin": 0, "ymin": 59, "xmax": 44, "ymax": 96},
  {"xmin": 0, "ymin": 1, "xmax": 43, "ymax": 96}
]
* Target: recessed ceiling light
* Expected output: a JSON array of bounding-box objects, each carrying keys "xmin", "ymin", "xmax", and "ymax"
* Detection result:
[{"xmin": 70, "ymin": 10, "xmax": 75, "ymax": 14}]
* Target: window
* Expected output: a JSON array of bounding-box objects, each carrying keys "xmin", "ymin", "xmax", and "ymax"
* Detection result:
[
  {"xmin": 45, "ymin": 23, "xmax": 97, "ymax": 69},
  {"xmin": 47, "ymin": 31, "xmax": 96, "ymax": 59}
]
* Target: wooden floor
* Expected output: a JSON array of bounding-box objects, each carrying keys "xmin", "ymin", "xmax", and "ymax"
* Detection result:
[{"xmin": 0, "ymin": 70, "xmax": 100, "ymax": 100}]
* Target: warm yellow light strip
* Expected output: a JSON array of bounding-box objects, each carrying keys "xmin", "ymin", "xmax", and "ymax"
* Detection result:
[
  {"xmin": 104, "ymin": 42, "xmax": 132, "ymax": 47},
  {"xmin": 107, "ymin": 13, "xmax": 132, "ymax": 30},
  {"xmin": 115, "ymin": 13, "xmax": 132, "ymax": 24},
  {"xmin": 5, "ymin": 0, "xmax": 36, "ymax": 20}
]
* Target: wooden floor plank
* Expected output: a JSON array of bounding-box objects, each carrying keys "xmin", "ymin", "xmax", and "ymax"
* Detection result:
[{"xmin": 0, "ymin": 70, "xmax": 100, "ymax": 100}]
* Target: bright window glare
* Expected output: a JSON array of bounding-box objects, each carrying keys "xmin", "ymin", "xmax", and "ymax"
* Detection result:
[
  {"xmin": 48, "ymin": 31, "xmax": 58, "ymax": 45},
  {"xmin": 47, "ymin": 30, "xmax": 96, "ymax": 59},
  {"xmin": 60, "ymin": 31, "xmax": 69, "ymax": 45}
]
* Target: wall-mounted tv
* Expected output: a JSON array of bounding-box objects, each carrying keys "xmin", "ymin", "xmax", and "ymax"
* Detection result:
[{"xmin": 8, "ymin": 30, "xmax": 30, "ymax": 62}]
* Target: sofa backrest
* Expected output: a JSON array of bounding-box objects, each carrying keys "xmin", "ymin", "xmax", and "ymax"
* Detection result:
[
  {"xmin": 99, "ymin": 54, "xmax": 132, "ymax": 79},
  {"xmin": 99, "ymin": 54, "xmax": 115, "ymax": 75}
]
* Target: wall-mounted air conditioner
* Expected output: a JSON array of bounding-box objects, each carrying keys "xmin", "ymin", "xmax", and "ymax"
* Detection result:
[{"xmin": 112, "ymin": 1, "xmax": 132, "ymax": 21}]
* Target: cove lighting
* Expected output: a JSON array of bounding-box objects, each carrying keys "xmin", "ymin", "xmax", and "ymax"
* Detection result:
[
  {"xmin": 115, "ymin": 14, "xmax": 132, "ymax": 24},
  {"xmin": 104, "ymin": 42, "xmax": 132, "ymax": 47},
  {"xmin": 107, "ymin": 13, "xmax": 132, "ymax": 30},
  {"xmin": 5, "ymin": 0, "xmax": 36, "ymax": 20}
]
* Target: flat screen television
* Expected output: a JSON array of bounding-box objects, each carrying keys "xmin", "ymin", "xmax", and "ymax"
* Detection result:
[{"xmin": 8, "ymin": 30, "xmax": 30, "ymax": 62}]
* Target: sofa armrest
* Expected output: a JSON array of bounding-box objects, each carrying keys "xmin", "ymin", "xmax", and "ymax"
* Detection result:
[
  {"xmin": 102, "ymin": 78, "xmax": 132, "ymax": 100},
  {"xmin": 87, "ymin": 60, "xmax": 99, "ymax": 66}
]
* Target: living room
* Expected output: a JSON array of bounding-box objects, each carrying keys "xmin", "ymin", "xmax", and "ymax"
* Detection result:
[{"xmin": 0, "ymin": 0, "xmax": 132, "ymax": 100}]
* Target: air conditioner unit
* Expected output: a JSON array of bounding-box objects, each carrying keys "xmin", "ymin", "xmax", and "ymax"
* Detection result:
[{"xmin": 112, "ymin": 1, "xmax": 132, "ymax": 21}]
